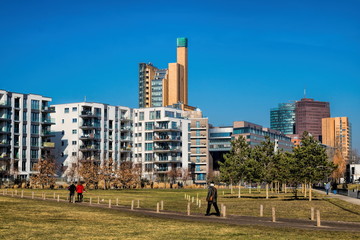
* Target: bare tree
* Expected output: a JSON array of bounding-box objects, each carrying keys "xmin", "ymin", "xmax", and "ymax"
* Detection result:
[
  {"xmin": 167, "ymin": 166, "xmax": 181, "ymax": 184},
  {"xmin": 30, "ymin": 157, "xmax": 57, "ymax": 188},
  {"xmin": 78, "ymin": 160, "xmax": 100, "ymax": 188},
  {"xmin": 181, "ymin": 168, "xmax": 191, "ymax": 185},
  {"xmin": 115, "ymin": 161, "xmax": 141, "ymax": 188},
  {"xmin": 99, "ymin": 158, "xmax": 116, "ymax": 189}
]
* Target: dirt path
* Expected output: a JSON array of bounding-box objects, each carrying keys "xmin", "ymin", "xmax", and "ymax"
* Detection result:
[{"xmin": 2, "ymin": 193, "xmax": 360, "ymax": 232}]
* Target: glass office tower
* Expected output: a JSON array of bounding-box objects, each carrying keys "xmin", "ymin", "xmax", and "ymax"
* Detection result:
[{"xmin": 270, "ymin": 102, "xmax": 296, "ymax": 135}]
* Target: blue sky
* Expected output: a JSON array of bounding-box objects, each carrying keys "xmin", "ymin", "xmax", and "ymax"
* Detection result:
[{"xmin": 0, "ymin": 0, "xmax": 359, "ymax": 150}]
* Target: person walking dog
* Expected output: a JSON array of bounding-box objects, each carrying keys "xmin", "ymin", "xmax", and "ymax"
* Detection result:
[{"xmin": 205, "ymin": 182, "xmax": 220, "ymax": 216}]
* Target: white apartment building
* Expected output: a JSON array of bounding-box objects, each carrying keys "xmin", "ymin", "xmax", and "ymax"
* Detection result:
[
  {"xmin": 51, "ymin": 102, "xmax": 133, "ymax": 176},
  {"xmin": 133, "ymin": 107, "xmax": 190, "ymax": 182},
  {"xmin": 0, "ymin": 90, "xmax": 55, "ymax": 180}
]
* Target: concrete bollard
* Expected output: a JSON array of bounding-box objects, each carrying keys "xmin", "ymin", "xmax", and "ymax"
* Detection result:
[
  {"xmin": 272, "ymin": 207, "xmax": 276, "ymax": 222},
  {"xmin": 97, "ymin": 196, "xmax": 100, "ymax": 204},
  {"xmin": 43, "ymin": 193, "xmax": 46, "ymax": 200},
  {"xmin": 89, "ymin": 197, "xmax": 92, "ymax": 205},
  {"xmin": 161, "ymin": 200, "xmax": 164, "ymax": 210},
  {"xmin": 187, "ymin": 202, "xmax": 191, "ymax": 216},
  {"xmin": 316, "ymin": 210, "xmax": 321, "ymax": 227},
  {"xmin": 15, "ymin": 190, "xmax": 17, "ymax": 195},
  {"xmin": 66, "ymin": 196, "xmax": 69, "ymax": 201},
  {"xmin": 199, "ymin": 200, "xmax": 201, "ymax": 208},
  {"xmin": 57, "ymin": 195, "xmax": 60, "ymax": 202},
  {"xmin": 196, "ymin": 198, "xmax": 199, "ymax": 206},
  {"xmin": 184, "ymin": 193, "xmax": 187, "ymax": 199},
  {"xmin": 137, "ymin": 199, "xmax": 140, "ymax": 208},
  {"xmin": 223, "ymin": 205, "xmax": 227, "ymax": 218},
  {"xmin": 260, "ymin": 205, "xmax": 263, "ymax": 217},
  {"xmin": 116, "ymin": 198, "xmax": 119, "ymax": 206},
  {"xmin": 21, "ymin": 190, "xmax": 24, "ymax": 198},
  {"xmin": 197, "ymin": 193, "xmax": 199, "ymax": 201},
  {"xmin": 11, "ymin": 191, "xmax": 14, "ymax": 197},
  {"xmin": 73, "ymin": 195, "xmax": 76, "ymax": 203},
  {"xmin": 32, "ymin": 192, "xmax": 34, "ymax": 199},
  {"xmin": 221, "ymin": 203, "xmax": 224, "ymax": 213},
  {"xmin": 311, "ymin": 207, "xmax": 314, "ymax": 221},
  {"xmin": 109, "ymin": 199, "xmax": 112, "ymax": 208},
  {"xmin": 53, "ymin": 192, "xmax": 56, "ymax": 199},
  {"xmin": 157, "ymin": 202, "xmax": 160, "ymax": 213},
  {"xmin": 131, "ymin": 200, "xmax": 134, "ymax": 210}
]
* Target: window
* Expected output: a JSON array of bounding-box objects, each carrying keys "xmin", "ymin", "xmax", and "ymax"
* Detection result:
[
  {"xmin": 149, "ymin": 111, "xmax": 155, "ymax": 120},
  {"xmin": 145, "ymin": 122, "xmax": 154, "ymax": 130},
  {"xmin": 72, "ymin": 118, "xmax": 77, "ymax": 123},
  {"xmin": 196, "ymin": 121, "xmax": 200, "ymax": 128},
  {"xmin": 61, "ymin": 141, "xmax": 64, "ymax": 146},
  {"xmin": 72, "ymin": 129, "xmax": 77, "ymax": 134},
  {"xmin": 23, "ymin": 112, "xmax": 27, "ymax": 121},
  {"xmin": 196, "ymin": 139, "xmax": 200, "ymax": 145},
  {"xmin": 62, "ymin": 119, "xmax": 64, "ymax": 124},
  {"xmin": 196, "ymin": 148, "xmax": 200, "ymax": 154},
  {"xmin": 139, "ymin": 112, "xmax": 144, "ymax": 121},
  {"xmin": 172, "ymin": 122, "xmax": 177, "ymax": 129},
  {"xmin": 31, "ymin": 112, "xmax": 39, "ymax": 122},
  {"xmin": 31, "ymin": 150, "xmax": 38, "ymax": 159},
  {"xmin": 145, "ymin": 153, "xmax": 153, "ymax": 161},
  {"xmin": 72, "ymin": 141, "xmax": 77, "ymax": 145},
  {"xmin": 31, "ymin": 137, "xmax": 39, "ymax": 147},
  {"xmin": 64, "ymin": 108, "xmax": 69, "ymax": 113},
  {"xmin": 72, "ymin": 152, "xmax": 77, "ymax": 156},
  {"xmin": 145, "ymin": 143, "xmax": 153, "ymax": 151},
  {"xmin": 145, "ymin": 132, "xmax": 153, "ymax": 140},
  {"xmin": 31, "ymin": 100, "xmax": 39, "ymax": 110},
  {"xmin": 62, "ymin": 130, "xmax": 65, "ymax": 135},
  {"xmin": 155, "ymin": 111, "xmax": 161, "ymax": 119},
  {"xmin": 196, "ymin": 130, "xmax": 200, "ymax": 136},
  {"xmin": 72, "ymin": 107, "xmax": 77, "ymax": 112},
  {"xmin": 165, "ymin": 111, "xmax": 174, "ymax": 118},
  {"xmin": 31, "ymin": 125, "xmax": 39, "ymax": 134}
]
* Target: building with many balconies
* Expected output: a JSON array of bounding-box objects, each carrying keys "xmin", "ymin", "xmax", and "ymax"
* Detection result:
[
  {"xmin": 50, "ymin": 102, "xmax": 133, "ymax": 177},
  {"xmin": 0, "ymin": 90, "xmax": 55, "ymax": 180},
  {"xmin": 133, "ymin": 107, "xmax": 190, "ymax": 182}
]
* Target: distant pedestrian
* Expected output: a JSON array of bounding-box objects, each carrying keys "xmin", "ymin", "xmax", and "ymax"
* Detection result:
[
  {"xmin": 76, "ymin": 182, "xmax": 85, "ymax": 202},
  {"xmin": 325, "ymin": 182, "xmax": 330, "ymax": 195},
  {"xmin": 205, "ymin": 182, "xmax": 220, "ymax": 216},
  {"xmin": 332, "ymin": 182, "xmax": 338, "ymax": 195},
  {"xmin": 68, "ymin": 182, "xmax": 76, "ymax": 202}
]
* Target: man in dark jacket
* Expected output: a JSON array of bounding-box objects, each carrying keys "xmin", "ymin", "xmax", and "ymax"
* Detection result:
[
  {"xmin": 205, "ymin": 182, "xmax": 220, "ymax": 216},
  {"xmin": 68, "ymin": 182, "xmax": 76, "ymax": 203}
]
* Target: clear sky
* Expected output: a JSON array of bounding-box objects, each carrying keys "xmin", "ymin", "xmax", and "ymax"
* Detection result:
[{"xmin": 0, "ymin": 0, "xmax": 359, "ymax": 150}]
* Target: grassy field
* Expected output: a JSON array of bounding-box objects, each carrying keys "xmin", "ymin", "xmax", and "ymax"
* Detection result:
[
  {"xmin": 1, "ymin": 195, "xmax": 360, "ymax": 240},
  {"xmin": 2, "ymin": 188, "xmax": 360, "ymax": 223}
]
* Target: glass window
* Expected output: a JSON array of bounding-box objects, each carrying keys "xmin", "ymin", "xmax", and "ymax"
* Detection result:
[
  {"xmin": 72, "ymin": 107, "xmax": 77, "ymax": 112},
  {"xmin": 196, "ymin": 121, "xmax": 200, "ymax": 128},
  {"xmin": 196, "ymin": 130, "xmax": 200, "ymax": 136},
  {"xmin": 149, "ymin": 111, "xmax": 155, "ymax": 120},
  {"xmin": 145, "ymin": 132, "xmax": 153, "ymax": 140},
  {"xmin": 172, "ymin": 122, "xmax": 177, "ymax": 129},
  {"xmin": 145, "ymin": 153, "xmax": 153, "ymax": 161},
  {"xmin": 31, "ymin": 125, "xmax": 39, "ymax": 134},
  {"xmin": 145, "ymin": 122, "xmax": 153, "ymax": 130},
  {"xmin": 155, "ymin": 111, "xmax": 161, "ymax": 119},
  {"xmin": 196, "ymin": 148, "xmax": 200, "ymax": 154},
  {"xmin": 31, "ymin": 112, "xmax": 39, "ymax": 122},
  {"xmin": 31, "ymin": 150, "xmax": 38, "ymax": 159},
  {"xmin": 31, "ymin": 100, "xmax": 39, "ymax": 110},
  {"xmin": 165, "ymin": 111, "xmax": 174, "ymax": 118},
  {"xmin": 62, "ymin": 119, "xmax": 64, "ymax": 124},
  {"xmin": 72, "ymin": 141, "xmax": 77, "ymax": 145},
  {"xmin": 64, "ymin": 108, "xmax": 69, "ymax": 113},
  {"xmin": 72, "ymin": 129, "xmax": 77, "ymax": 134},
  {"xmin": 139, "ymin": 112, "xmax": 144, "ymax": 121},
  {"xmin": 145, "ymin": 143, "xmax": 153, "ymax": 151},
  {"xmin": 72, "ymin": 152, "xmax": 77, "ymax": 156},
  {"xmin": 72, "ymin": 118, "xmax": 77, "ymax": 123}
]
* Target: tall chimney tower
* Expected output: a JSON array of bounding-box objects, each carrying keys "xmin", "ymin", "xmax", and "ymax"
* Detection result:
[{"xmin": 176, "ymin": 37, "xmax": 188, "ymax": 105}]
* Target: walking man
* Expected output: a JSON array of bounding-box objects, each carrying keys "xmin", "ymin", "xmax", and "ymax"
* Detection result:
[
  {"xmin": 205, "ymin": 182, "xmax": 220, "ymax": 216},
  {"xmin": 68, "ymin": 182, "xmax": 76, "ymax": 202},
  {"xmin": 325, "ymin": 182, "xmax": 330, "ymax": 195},
  {"xmin": 76, "ymin": 182, "xmax": 85, "ymax": 202}
]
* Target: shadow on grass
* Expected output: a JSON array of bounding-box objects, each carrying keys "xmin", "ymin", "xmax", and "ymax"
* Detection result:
[{"xmin": 224, "ymin": 196, "xmax": 278, "ymax": 199}]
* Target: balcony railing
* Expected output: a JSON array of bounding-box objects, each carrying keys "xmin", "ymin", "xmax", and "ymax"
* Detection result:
[
  {"xmin": 42, "ymin": 142, "xmax": 55, "ymax": 148},
  {"xmin": 0, "ymin": 115, "xmax": 11, "ymax": 120},
  {"xmin": 0, "ymin": 101, "xmax": 11, "ymax": 107},
  {"xmin": 80, "ymin": 145, "xmax": 100, "ymax": 150},
  {"xmin": 120, "ymin": 126, "xmax": 133, "ymax": 131},
  {"xmin": 41, "ymin": 118, "xmax": 55, "ymax": 124}
]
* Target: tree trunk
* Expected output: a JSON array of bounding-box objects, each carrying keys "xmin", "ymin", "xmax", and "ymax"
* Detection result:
[
  {"xmin": 284, "ymin": 183, "xmax": 287, "ymax": 194},
  {"xmin": 309, "ymin": 184, "xmax": 312, "ymax": 201},
  {"xmin": 266, "ymin": 183, "xmax": 269, "ymax": 199},
  {"xmin": 238, "ymin": 182, "xmax": 241, "ymax": 198},
  {"xmin": 304, "ymin": 182, "xmax": 307, "ymax": 198},
  {"xmin": 249, "ymin": 182, "xmax": 252, "ymax": 194},
  {"xmin": 258, "ymin": 182, "xmax": 261, "ymax": 193}
]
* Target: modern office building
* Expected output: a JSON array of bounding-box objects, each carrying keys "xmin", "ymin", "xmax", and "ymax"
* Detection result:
[
  {"xmin": 139, "ymin": 38, "xmax": 189, "ymax": 108},
  {"xmin": 270, "ymin": 102, "xmax": 296, "ymax": 134},
  {"xmin": 132, "ymin": 107, "xmax": 190, "ymax": 182},
  {"xmin": 209, "ymin": 126, "xmax": 233, "ymax": 173},
  {"xmin": 0, "ymin": 90, "xmax": 55, "ymax": 180},
  {"xmin": 183, "ymin": 109, "xmax": 210, "ymax": 184},
  {"xmin": 50, "ymin": 102, "xmax": 133, "ymax": 176},
  {"xmin": 232, "ymin": 121, "xmax": 293, "ymax": 152},
  {"xmin": 295, "ymin": 98, "xmax": 330, "ymax": 141},
  {"xmin": 322, "ymin": 117, "xmax": 352, "ymax": 162}
]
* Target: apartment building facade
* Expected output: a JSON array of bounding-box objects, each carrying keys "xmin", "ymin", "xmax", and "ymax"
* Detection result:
[
  {"xmin": 209, "ymin": 126, "xmax": 233, "ymax": 174},
  {"xmin": 132, "ymin": 107, "xmax": 190, "ymax": 182},
  {"xmin": 0, "ymin": 90, "xmax": 55, "ymax": 180},
  {"xmin": 322, "ymin": 117, "xmax": 352, "ymax": 162},
  {"xmin": 51, "ymin": 102, "xmax": 133, "ymax": 176}
]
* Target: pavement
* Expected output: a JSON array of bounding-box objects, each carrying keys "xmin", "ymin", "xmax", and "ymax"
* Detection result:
[
  {"xmin": 2, "ymin": 191, "xmax": 360, "ymax": 233},
  {"xmin": 313, "ymin": 189, "xmax": 360, "ymax": 206}
]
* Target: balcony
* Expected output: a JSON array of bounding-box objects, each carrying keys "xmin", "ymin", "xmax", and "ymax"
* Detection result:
[
  {"xmin": 0, "ymin": 140, "xmax": 10, "ymax": 147},
  {"xmin": 0, "ymin": 153, "xmax": 10, "ymax": 160},
  {"xmin": 80, "ymin": 111, "xmax": 101, "ymax": 118},
  {"xmin": 153, "ymin": 126, "xmax": 181, "ymax": 132},
  {"xmin": 120, "ymin": 116, "xmax": 132, "ymax": 121},
  {"xmin": 0, "ymin": 114, "xmax": 11, "ymax": 121},
  {"xmin": 0, "ymin": 101, "xmax": 11, "ymax": 108},
  {"xmin": 153, "ymin": 136, "xmax": 181, "ymax": 142},
  {"xmin": 120, "ymin": 137, "xmax": 133, "ymax": 142},
  {"xmin": 191, "ymin": 151, "xmax": 207, "ymax": 156},
  {"xmin": 191, "ymin": 141, "xmax": 207, "ymax": 147},
  {"xmin": 41, "ymin": 131, "xmax": 55, "ymax": 137},
  {"xmin": 41, "ymin": 106, "xmax": 55, "ymax": 113},
  {"xmin": 190, "ymin": 133, "xmax": 207, "ymax": 139},
  {"xmin": 120, "ymin": 147, "xmax": 132, "ymax": 152},
  {"xmin": 0, "ymin": 128, "xmax": 11, "ymax": 134},
  {"xmin": 80, "ymin": 134, "xmax": 101, "ymax": 141},
  {"xmin": 120, "ymin": 126, "xmax": 133, "ymax": 132},
  {"xmin": 190, "ymin": 124, "xmax": 207, "ymax": 130},
  {"xmin": 80, "ymin": 123, "xmax": 101, "ymax": 129},
  {"xmin": 80, "ymin": 145, "xmax": 100, "ymax": 151},
  {"xmin": 42, "ymin": 142, "xmax": 55, "ymax": 148},
  {"xmin": 153, "ymin": 146, "xmax": 182, "ymax": 153},
  {"xmin": 154, "ymin": 157, "xmax": 182, "ymax": 162},
  {"xmin": 41, "ymin": 118, "xmax": 55, "ymax": 125}
]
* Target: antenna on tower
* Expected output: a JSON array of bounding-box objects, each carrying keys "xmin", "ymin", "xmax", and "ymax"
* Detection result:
[
  {"xmin": 84, "ymin": 96, "xmax": 87, "ymax": 102},
  {"xmin": 304, "ymin": 88, "xmax": 306, "ymax": 98}
]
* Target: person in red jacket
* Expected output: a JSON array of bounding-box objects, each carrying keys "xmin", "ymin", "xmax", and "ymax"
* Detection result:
[{"xmin": 76, "ymin": 182, "xmax": 85, "ymax": 202}]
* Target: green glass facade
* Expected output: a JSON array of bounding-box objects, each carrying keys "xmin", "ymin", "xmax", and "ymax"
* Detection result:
[{"xmin": 270, "ymin": 102, "xmax": 295, "ymax": 135}]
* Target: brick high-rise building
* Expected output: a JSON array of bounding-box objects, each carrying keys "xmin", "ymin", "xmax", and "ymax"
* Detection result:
[{"xmin": 295, "ymin": 98, "xmax": 330, "ymax": 141}]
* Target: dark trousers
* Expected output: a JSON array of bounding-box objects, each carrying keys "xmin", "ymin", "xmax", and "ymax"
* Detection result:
[
  {"xmin": 206, "ymin": 201, "xmax": 220, "ymax": 215},
  {"xmin": 77, "ymin": 193, "xmax": 83, "ymax": 202},
  {"xmin": 69, "ymin": 192, "xmax": 75, "ymax": 202}
]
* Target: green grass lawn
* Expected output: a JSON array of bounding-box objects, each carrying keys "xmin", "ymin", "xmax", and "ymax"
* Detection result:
[
  {"xmin": 1, "ymin": 195, "xmax": 360, "ymax": 240},
  {"xmin": 4, "ymin": 188, "xmax": 360, "ymax": 222}
]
